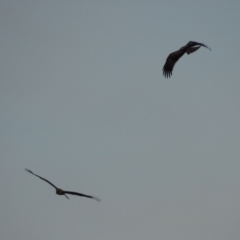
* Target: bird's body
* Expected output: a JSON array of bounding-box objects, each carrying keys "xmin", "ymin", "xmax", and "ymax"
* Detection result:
[
  {"xmin": 25, "ymin": 169, "xmax": 100, "ymax": 201},
  {"xmin": 163, "ymin": 41, "xmax": 211, "ymax": 78}
]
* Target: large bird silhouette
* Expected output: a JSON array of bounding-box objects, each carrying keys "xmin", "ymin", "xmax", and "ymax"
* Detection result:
[
  {"xmin": 25, "ymin": 169, "xmax": 100, "ymax": 201},
  {"xmin": 163, "ymin": 41, "xmax": 211, "ymax": 78}
]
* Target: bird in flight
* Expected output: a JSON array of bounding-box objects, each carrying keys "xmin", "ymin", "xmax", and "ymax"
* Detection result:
[
  {"xmin": 25, "ymin": 169, "xmax": 100, "ymax": 201},
  {"xmin": 163, "ymin": 41, "xmax": 211, "ymax": 78}
]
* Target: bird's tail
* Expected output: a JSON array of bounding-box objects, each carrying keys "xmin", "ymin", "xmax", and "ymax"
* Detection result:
[
  {"xmin": 64, "ymin": 194, "xmax": 69, "ymax": 199},
  {"xmin": 92, "ymin": 196, "xmax": 101, "ymax": 202}
]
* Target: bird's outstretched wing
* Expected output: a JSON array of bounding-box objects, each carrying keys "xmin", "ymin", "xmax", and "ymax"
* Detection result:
[
  {"xmin": 187, "ymin": 41, "xmax": 211, "ymax": 51},
  {"xmin": 162, "ymin": 57, "xmax": 176, "ymax": 78},
  {"xmin": 25, "ymin": 169, "xmax": 57, "ymax": 189},
  {"xmin": 186, "ymin": 46, "xmax": 201, "ymax": 55},
  {"xmin": 63, "ymin": 191, "xmax": 101, "ymax": 201}
]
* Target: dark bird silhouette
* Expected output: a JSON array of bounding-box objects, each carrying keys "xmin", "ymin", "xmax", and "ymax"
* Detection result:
[
  {"xmin": 163, "ymin": 41, "xmax": 211, "ymax": 78},
  {"xmin": 25, "ymin": 169, "xmax": 100, "ymax": 201}
]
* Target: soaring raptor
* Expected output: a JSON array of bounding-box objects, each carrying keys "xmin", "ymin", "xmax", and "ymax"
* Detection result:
[
  {"xmin": 163, "ymin": 41, "xmax": 211, "ymax": 78},
  {"xmin": 25, "ymin": 169, "xmax": 100, "ymax": 201}
]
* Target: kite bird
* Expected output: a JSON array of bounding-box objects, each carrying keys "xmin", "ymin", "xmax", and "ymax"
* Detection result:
[
  {"xmin": 163, "ymin": 41, "xmax": 211, "ymax": 78},
  {"xmin": 25, "ymin": 169, "xmax": 101, "ymax": 201}
]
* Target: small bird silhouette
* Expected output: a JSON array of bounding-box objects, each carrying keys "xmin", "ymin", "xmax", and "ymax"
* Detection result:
[
  {"xmin": 163, "ymin": 41, "xmax": 211, "ymax": 78},
  {"xmin": 25, "ymin": 169, "xmax": 100, "ymax": 201}
]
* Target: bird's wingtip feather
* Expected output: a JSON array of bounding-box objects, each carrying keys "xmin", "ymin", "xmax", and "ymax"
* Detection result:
[{"xmin": 93, "ymin": 196, "xmax": 101, "ymax": 202}]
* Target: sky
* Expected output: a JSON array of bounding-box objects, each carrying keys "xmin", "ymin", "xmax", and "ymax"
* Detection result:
[{"xmin": 1, "ymin": 1, "xmax": 240, "ymax": 240}]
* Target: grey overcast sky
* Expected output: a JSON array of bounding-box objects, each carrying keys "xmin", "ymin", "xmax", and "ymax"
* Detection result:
[{"xmin": 1, "ymin": 1, "xmax": 240, "ymax": 240}]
